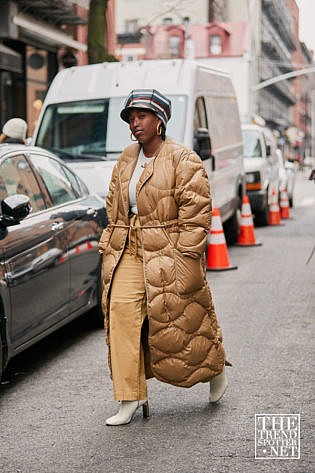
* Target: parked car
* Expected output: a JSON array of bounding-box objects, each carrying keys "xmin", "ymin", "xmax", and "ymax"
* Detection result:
[
  {"xmin": 242, "ymin": 124, "xmax": 280, "ymax": 225},
  {"xmin": 0, "ymin": 144, "xmax": 107, "ymax": 379},
  {"xmin": 32, "ymin": 59, "xmax": 245, "ymax": 244},
  {"xmin": 277, "ymin": 148, "xmax": 296, "ymax": 207}
]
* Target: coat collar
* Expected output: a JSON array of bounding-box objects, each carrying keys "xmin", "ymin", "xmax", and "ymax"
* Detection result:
[
  {"xmin": 117, "ymin": 140, "xmax": 168, "ymax": 217},
  {"xmin": 137, "ymin": 141, "xmax": 167, "ymax": 194}
]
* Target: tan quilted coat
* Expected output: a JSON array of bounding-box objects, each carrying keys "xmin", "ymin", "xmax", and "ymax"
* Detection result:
[{"xmin": 99, "ymin": 137, "xmax": 226, "ymax": 388}]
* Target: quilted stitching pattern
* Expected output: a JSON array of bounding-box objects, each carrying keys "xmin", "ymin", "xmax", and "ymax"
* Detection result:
[{"xmin": 100, "ymin": 138, "xmax": 225, "ymax": 387}]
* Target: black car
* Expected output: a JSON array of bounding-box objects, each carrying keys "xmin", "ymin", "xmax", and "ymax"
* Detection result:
[{"xmin": 0, "ymin": 144, "xmax": 107, "ymax": 379}]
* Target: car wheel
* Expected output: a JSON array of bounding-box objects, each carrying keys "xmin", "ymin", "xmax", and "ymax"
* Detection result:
[
  {"xmin": 255, "ymin": 193, "xmax": 269, "ymax": 226},
  {"xmin": 0, "ymin": 335, "xmax": 3, "ymax": 382},
  {"xmin": 91, "ymin": 264, "xmax": 105, "ymax": 328},
  {"xmin": 224, "ymin": 202, "xmax": 240, "ymax": 245}
]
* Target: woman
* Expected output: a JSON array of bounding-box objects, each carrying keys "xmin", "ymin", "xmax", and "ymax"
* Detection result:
[
  {"xmin": 99, "ymin": 89, "xmax": 228, "ymax": 426},
  {"xmin": 0, "ymin": 118, "xmax": 28, "ymax": 144}
]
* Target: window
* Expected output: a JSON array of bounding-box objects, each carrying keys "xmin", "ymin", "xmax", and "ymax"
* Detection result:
[
  {"xmin": 61, "ymin": 165, "xmax": 84, "ymax": 197},
  {"xmin": 242, "ymin": 130, "xmax": 263, "ymax": 158},
  {"xmin": 36, "ymin": 96, "xmax": 188, "ymax": 159},
  {"xmin": 194, "ymin": 97, "xmax": 208, "ymax": 133},
  {"xmin": 169, "ymin": 36, "xmax": 181, "ymax": 57},
  {"xmin": 36, "ymin": 99, "xmax": 109, "ymax": 157},
  {"xmin": 210, "ymin": 35, "xmax": 222, "ymax": 55},
  {"xmin": 30, "ymin": 154, "xmax": 77, "ymax": 206},
  {"xmin": 125, "ymin": 19, "xmax": 139, "ymax": 33},
  {"xmin": 206, "ymin": 96, "xmax": 241, "ymax": 149},
  {"xmin": 163, "ymin": 17, "xmax": 173, "ymax": 25},
  {"xmin": 0, "ymin": 155, "xmax": 46, "ymax": 213}
]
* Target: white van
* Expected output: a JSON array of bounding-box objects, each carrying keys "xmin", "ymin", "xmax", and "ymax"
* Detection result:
[
  {"xmin": 242, "ymin": 124, "xmax": 280, "ymax": 225},
  {"xmin": 33, "ymin": 59, "xmax": 245, "ymax": 243}
]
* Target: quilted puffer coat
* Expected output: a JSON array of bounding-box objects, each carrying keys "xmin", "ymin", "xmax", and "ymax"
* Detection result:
[{"xmin": 99, "ymin": 137, "xmax": 226, "ymax": 388}]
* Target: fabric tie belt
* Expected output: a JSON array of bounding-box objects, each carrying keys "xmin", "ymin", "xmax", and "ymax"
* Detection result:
[{"xmin": 110, "ymin": 218, "xmax": 178, "ymax": 258}]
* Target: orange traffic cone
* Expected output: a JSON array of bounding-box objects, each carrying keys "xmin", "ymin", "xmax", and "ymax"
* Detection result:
[
  {"xmin": 279, "ymin": 188, "xmax": 291, "ymax": 219},
  {"xmin": 206, "ymin": 207, "xmax": 237, "ymax": 271},
  {"xmin": 268, "ymin": 190, "xmax": 282, "ymax": 225},
  {"xmin": 236, "ymin": 195, "xmax": 262, "ymax": 246}
]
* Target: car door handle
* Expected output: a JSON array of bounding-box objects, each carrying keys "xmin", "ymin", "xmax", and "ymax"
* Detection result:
[
  {"xmin": 51, "ymin": 222, "xmax": 64, "ymax": 231},
  {"xmin": 86, "ymin": 207, "xmax": 96, "ymax": 215},
  {"xmin": 86, "ymin": 208, "xmax": 97, "ymax": 217}
]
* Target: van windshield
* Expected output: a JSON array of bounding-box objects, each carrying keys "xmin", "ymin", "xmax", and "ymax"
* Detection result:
[
  {"xmin": 35, "ymin": 96, "xmax": 187, "ymax": 160},
  {"xmin": 242, "ymin": 130, "xmax": 262, "ymax": 158}
]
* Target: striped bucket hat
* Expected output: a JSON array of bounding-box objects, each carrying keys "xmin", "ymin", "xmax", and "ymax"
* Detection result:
[{"xmin": 120, "ymin": 89, "xmax": 171, "ymax": 128}]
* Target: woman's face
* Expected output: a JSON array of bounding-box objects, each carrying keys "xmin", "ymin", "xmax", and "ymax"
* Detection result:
[{"xmin": 128, "ymin": 108, "xmax": 161, "ymax": 145}]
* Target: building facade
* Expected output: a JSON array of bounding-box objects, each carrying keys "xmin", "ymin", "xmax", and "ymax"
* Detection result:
[
  {"xmin": 115, "ymin": 0, "xmax": 223, "ymax": 61},
  {"xmin": 0, "ymin": 0, "xmax": 115, "ymax": 136},
  {"xmin": 115, "ymin": 0, "xmax": 313, "ymax": 155},
  {"xmin": 259, "ymin": 0, "xmax": 296, "ymax": 129}
]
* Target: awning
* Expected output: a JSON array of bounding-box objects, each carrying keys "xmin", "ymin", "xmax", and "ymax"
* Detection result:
[
  {"xmin": 13, "ymin": 13, "xmax": 87, "ymax": 52},
  {"xmin": 0, "ymin": 44, "xmax": 23, "ymax": 73},
  {"xmin": 15, "ymin": 0, "xmax": 87, "ymax": 26}
]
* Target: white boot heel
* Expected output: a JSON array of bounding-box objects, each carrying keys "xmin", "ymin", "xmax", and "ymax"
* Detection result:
[
  {"xmin": 106, "ymin": 400, "xmax": 149, "ymax": 426},
  {"xmin": 209, "ymin": 367, "xmax": 228, "ymax": 403}
]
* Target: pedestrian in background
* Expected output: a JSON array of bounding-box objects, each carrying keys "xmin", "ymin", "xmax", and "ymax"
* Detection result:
[
  {"xmin": 99, "ymin": 89, "xmax": 229, "ymax": 426},
  {"xmin": 0, "ymin": 118, "xmax": 28, "ymax": 144}
]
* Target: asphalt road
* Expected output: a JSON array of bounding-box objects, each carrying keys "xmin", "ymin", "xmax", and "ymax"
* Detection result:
[{"xmin": 1, "ymin": 168, "xmax": 314, "ymax": 473}]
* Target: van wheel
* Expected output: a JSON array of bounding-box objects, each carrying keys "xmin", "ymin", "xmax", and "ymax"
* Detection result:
[
  {"xmin": 224, "ymin": 202, "xmax": 240, "ymax": 245},
  {"xmin": 255, "ymin": 202, "xmax": 269, "ymax": 226}
]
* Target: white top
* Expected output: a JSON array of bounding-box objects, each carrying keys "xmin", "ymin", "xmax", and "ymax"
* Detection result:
[{"xmin": 129, "ymin": 148, "xmax": 154, "ymax": 214}]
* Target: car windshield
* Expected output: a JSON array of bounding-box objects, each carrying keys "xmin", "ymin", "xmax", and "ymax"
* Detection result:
[
  {"xmin": 242, "ymin": 130, "xmax": 262, "ymax": 158},
  {"xmin": 35, "ymin": 96, "xmax": 187, "ymax": 160}
]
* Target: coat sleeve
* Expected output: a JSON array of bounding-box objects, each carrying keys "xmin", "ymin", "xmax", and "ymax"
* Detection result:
[
  {"xmin": 98, "ymin": 161, "xmax": 119, "ymax": 255},
  {"xmin": 174, "ymin": 148, "xmax": 212, "ymax": 259}
]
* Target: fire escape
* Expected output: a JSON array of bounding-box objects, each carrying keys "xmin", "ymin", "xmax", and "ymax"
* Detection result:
[{"xmin": 259, "ymin": 0, "xmax": 297, "ymax": 127}]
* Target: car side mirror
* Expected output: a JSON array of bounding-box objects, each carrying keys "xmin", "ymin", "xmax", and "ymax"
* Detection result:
[
  {"xmin": 266, "ymin": 144, "xmax": 271, "ymax": 156},
  {"xmin": 193, "ymin": 128, "xmax": 212, "ymax": 161},
  {"xmin": 0, "ymin": 194, "xmax": 31, "ymax": 227}
]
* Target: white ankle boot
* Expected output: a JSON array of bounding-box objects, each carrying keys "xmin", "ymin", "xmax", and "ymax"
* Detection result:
[
  {"xmin": 106, "ymin": 400, "xmax": 149, "ymax": 426},
  {"xmin": 209, "ymin": 367, "xmax": 228, "ymax": 403}
]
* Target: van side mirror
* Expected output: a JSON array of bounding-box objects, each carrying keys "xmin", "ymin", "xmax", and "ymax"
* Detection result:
[
  {"xmin": 266, "ymin": 144, "xmax": 271, "ymax": 156},
  {"xmin": 193, "ymin": 128, "xmax": 212, "ymax": 161},
  {"xmin": 0, "ymin": 194, "xmax": 31, "ymax": 227}
]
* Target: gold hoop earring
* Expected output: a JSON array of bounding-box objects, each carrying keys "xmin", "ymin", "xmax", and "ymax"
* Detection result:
[
  {"xmin": 130, "ymin": 132, "xmax": 137, "ymax": 141},
  {"xmin": 157, "ymin": 123, "xmax": 163, "ymax": 136}
]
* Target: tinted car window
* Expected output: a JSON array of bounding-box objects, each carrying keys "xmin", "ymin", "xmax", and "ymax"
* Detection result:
[
  {"xmin": 30, "ymin": 154, "xmax": 77, "ymax": 206},
  {"xmin": 60, "ymin": 164, "xmax": 83, "ymax": 197},
  {"xmin": 0, "ymin": 155, "xmax": 46, "ymax": 212}
]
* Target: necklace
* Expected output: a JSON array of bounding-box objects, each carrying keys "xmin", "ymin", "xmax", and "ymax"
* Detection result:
[
  {"xmin": 139, "ymin": 148, "xmax": 155, "ymax": 168},
  {"xmin": 140, "ymin": 142, "xmax": 163, "ymax": 167}
]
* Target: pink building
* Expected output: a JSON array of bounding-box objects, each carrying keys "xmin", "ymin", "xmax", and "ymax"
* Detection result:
[
  {"xmin": 143, "ymin": 22, "xmax": 248, "ymax": 60},
  {"xmin": 115, "ymin": 21, "xmax": 248, "ymax": 62}
]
